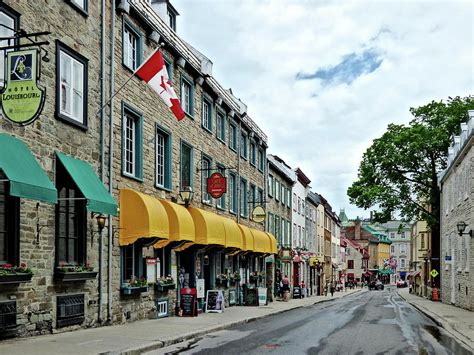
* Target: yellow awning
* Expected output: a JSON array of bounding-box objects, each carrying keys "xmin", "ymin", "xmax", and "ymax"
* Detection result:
[
  {"xmin": 188, "ymin": 207, "xmax": 225, "ymax": 246},
  {"xmin": 221, "ymin": 216, "xmax": 243, "ymax": 249},
  {"xmin": 119, "ymin": 189, "xmax": 169, "ymax": 246},
  {"xmin": 154, "ymin": 199, "xmax": 195, "ymax": 249},
  {"xmin": 250, "ymin": 228, "xmax": 270, "ymax": 253},
  {"xmin": 265, "ymin": 232, "xmax": 278, "ymax": 254},
  {"xmin": 238, "ymin": 224, "xmax": 254, "ymax": 251}
]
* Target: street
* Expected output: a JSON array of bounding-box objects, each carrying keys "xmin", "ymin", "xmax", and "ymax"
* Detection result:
[{"xmin": 153, "ymin": 288, "xmax": 471, "ymax": 355}]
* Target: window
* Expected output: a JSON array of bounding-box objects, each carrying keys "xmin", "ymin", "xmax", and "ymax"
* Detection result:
[
  {"xmin": 258, "ymin": 149, "xmax": 265, "ymax": 172},
  {"xmin": 390, "ymin": 245, "xmax": 395, "ymax": 254},
  {"xmin": 201, "ymin": 156, "xmax": 212, "ymax": 203},
  {"xmin": 0, "ymin": 180, "xmax": 19, "ymax": 265},
  {"xmin": 268, "ymin": 212, "xmax": 274, "ymax": 234},
  {"xmin": 122, "ymin": 242, "xmax": 145, "ymax": 283},
  {"xmin": 67, "ymin": 0, "xmax": 88, "ymax": 15},
  {"xmin": 240, "ymin": 179, "xmax": 247, "ymax": 217},
  {"xmin": 293, "ymin": 193, "xmax": 297, "ymax": 211},
  {"xmin": 229, "ymin": 173, "xmax": 237, "ymax": 213},
  {"xmin": 275, "ymin": 215, "xmax": 281, "ymax": 244},
  {"xmin": 275, "ymin": 180, "xmax": 280, "ymax": 201},
  {"xmin": 164, "ymin": 58, "xmax": 173, "ymax": 83},
  {"xmin": 250, "ymin": 184, "xmax": 256, "ymax": 210},
  {"xmin": 390, "ymin": 232, "xmax": 395, "ymax": 239},
  {"xmin": 421, "ymin": 233, "xmax": 425, "ymax": 249},
  {"xmin": 216, "ymin": 111, "xmax": 226, "ymax": 142},
  {"xmin": 0, "ymin": 4, "xmax": 18, "ymax": 85},
  {"xmin": 298, "ymin": 197, "xmax": 301, "ymax": 214},
  {"xmin": 155, "ymin": 125, "xmax": 171, "ymax": 190},
  {"xmin": 240, "ymin": 132, "xmax": 248, "ymax": 159},
  {"xmin": 287, "ymin": 189, "xmax": 291, "ymax": 208},
  {"xmin": 216, "ymin": 165, "xmax": 226, "ymax": 209},
  {"xmin": 401, "ymin": 232, "xmax": 407, "ymax": 239},
  {"xmin": 201, "ymin": 99, "xmax": 212, "ymax": 132},
  {"xmin": 56, "ymin": 162, "xmax": 86, "ymax": 267},
  {"xmin": 268, "ymin": 175, "xmax": 274, "ymax": 197},
  {"xmin": 181, "ymin": 77, "xmax": 193, "ymax": 117},
  {"xmin": 56, "ymin": 42, "xmax": 88, "ymax": 128},
  {"xmin": 250, "ymin": 142, "xmax": 256, "ymax": 166},
  {"xmin": 167, "ymin": 7, "xmax": 177, "ymax": 31},
  {"xmin": 229, "ymin": 122, "xmax": 237, "ymax": 151},
  {"xmin": 400, "ymin": 244, "xmax": 407, "ymax": 255},
  {"xmin": 348, "ymin": 260, "xmax": 354, "ymax": 269},
  {"xmin": 400, "ymin": 258, "xmax": 406, "ymax": 268},
  {"xmin": 123, "ymin": 22, "xmax": 142, "ymax": 71},
  {"xmin": 122, "ymin": 104, "xmax": 143, "ymax": 180},
  {"xmin": 257, "ymin": 188, "xmax": 264, "ymax": 206},
  {"xmin": 180, "ymin": 141, "xmax": 193, "ymax": 189}
]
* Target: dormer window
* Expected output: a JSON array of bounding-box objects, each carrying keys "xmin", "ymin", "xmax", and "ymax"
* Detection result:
[{"xmin": 167, "ymin": 5, "xmax": 178, "ymax": 31}]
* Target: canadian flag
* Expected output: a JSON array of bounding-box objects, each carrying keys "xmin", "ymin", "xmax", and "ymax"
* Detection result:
[{"xmin": 135, "ymin": 49, "xmax": 185, "ymax": 121}]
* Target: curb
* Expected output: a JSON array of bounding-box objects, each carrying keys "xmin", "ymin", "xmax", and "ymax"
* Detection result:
[{"xmin": 120, "ymin": 290, "xmax": 363, "ymax": 354}]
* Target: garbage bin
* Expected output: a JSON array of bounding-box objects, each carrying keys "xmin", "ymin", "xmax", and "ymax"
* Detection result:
[{"xmin": 432, "ymin": 287, "xmax": 439, "ymax": 302}]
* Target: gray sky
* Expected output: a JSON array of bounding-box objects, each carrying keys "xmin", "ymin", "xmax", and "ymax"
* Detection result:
[{"xmin": 173, "ymin": 0, "xmax": 473, "ymax": 219}]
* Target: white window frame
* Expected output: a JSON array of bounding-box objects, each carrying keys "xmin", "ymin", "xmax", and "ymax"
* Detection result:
[
  {"xmin": 59, "ymin": 50, "xmax": 85, "ymax": 124},
  {"xmin": 123, "ymin": 25, "xmax": 138, "ymax": 70},
  {"xmin": 123, "ymin": 113, "xmax": 136, "ymax": 177}
]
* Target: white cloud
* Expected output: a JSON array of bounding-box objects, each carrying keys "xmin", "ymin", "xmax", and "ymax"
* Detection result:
[{"xmin": 173, "ymin": 0, "xmax": 473, "ymax": 219}]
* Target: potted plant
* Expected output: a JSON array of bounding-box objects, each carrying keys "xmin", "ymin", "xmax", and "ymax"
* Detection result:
[
  {"xmin": 0, "ymin": 263, "xmax": 33, "ymax": 284},
  {"xmin": 249, "ymin": 271, "xmax": 258, "ymax": 283},
  {"xmin": 216, "ymin": 273, "xmax": 228, "ymax": 287},
  {"xmin": 229, "ymin": 271, "xmax": 241, "ymax": 283},
  {"xmin": 54, "ymin": 262, "xmax": 98, "ymax": 282},
  {"xmin": 155, "ymin": 275, "xmax": 175, "ymax": 291},
  {"xmin": 122, "ymin": 276, "xmax": 149, "ymax": 295}
]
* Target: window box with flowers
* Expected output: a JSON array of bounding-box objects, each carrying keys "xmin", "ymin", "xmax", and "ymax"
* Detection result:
[
  {"xmin": 0, "ymin": 263, "xmax": 33, "ymax": 284},
  {"xmin": 249, "ymin": 271, "xmax": 265, "ymax": 283},
  {"xmin": 155, "ymin": 275, "xmax": 175, "ymax": 292},
  {"xmin": 229, "ymin": 271, "xmax": 241, "ymax": 284},
  {"xmin": 121, "ymin": 277, "xmax": 148, "ymax": 295},
  {"xmin": 54, "ymin": 263, "xmax": 98, "ymax": 282},
  {"xmin": 216, "ymin": 273, "xmax": 228, "ymax": 287}
]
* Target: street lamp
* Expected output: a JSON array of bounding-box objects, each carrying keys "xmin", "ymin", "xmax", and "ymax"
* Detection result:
[
  {"xmin": 179, "ymin": 186, "xmax": 194, "ymax": 207},
  {"xmin": 96, "ymin": 214, "xmax": 107, "ymax": 232},
  {"xmin": 456, "ymin": 221, "xmax": 473, "ymax": 237}
]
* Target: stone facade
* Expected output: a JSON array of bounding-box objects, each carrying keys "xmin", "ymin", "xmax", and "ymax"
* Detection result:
[{"xmin": 440, "ymin": 111, "xmax": 473, "ymax": 311}]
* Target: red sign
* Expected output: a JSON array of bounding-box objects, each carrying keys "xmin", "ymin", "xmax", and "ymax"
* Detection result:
[{"xmin": 207, "ymin": 172, "xmax": 227, "ymax": 198}]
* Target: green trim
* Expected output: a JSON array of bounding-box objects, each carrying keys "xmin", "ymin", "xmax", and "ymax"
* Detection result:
[
  {"xmin": 240, "ymin": 177, "xmax": 248, "ymax": 217},
  {"xmin": 155, "ymin": 123, "xmax": 172, "ymax": 190},
  {"xmin": 122, "ymin": 17, "xmax": 143, "ymax": 71},
  {"xmin": 180, "ymin": 139, "xmax": 194, "ymax": 189},
  {"xmin": 0, "ymin": 133, "xmax": 57, "ymax": 204},
  {"xmin": 258, "ymin": 148, "xmax": 265, "ymax": 172},
  {"xmin": 229, "ymin": 172, "xmax": 237, "ymax": 213},
  {"xmin": 56, "ymin": 152, "xmax": 117, "ymax": 215},
  {"xmin": 121, "ymin": 102, "xmax": 144, "ymax": 182},
  {"xmin": 216, "ymin": 109, "xmax": 226, "ymax": 144},
  {"xmin": 250, "ymin": 141, "xmax": 257, "ymax": 166},
  {"xmin": 180, "ymin": 75, "xmax": 194, "ymax": 118},
  {"xmin": 229, "ymin": 121, "xmax": 238, "ymax": 152},
  {"xmin": 240, "ymin": 131, "xmax": 248, "ymax": 160}
]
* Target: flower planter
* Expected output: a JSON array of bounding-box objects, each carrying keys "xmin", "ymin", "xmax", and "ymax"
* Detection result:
[
  {"xmin": 155, "ymin": 283, "xmax": 175, "ymax": 292},
  {"xmin": 0, "ymin": 273, "xmax": 33, "ymax": 285},
  {"xmin": 121, "ymin": 286, "xmax": 148, "ymax": 295},
  {"xmin": 216, "ymin": 279, "xmax": 228, "ymax": 288},
  {"xmin": 54, "ymin": 270, "xmax": 98, "ymax": 282}
]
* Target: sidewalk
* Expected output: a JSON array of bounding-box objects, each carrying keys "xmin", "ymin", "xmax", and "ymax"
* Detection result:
[
  {"xmin": 0, "ymin": 288, "xmax": 363, "ymax": 355},
  {"xmin": 398, "ymin": 288, "xmax": 474, "ymax": 351}
]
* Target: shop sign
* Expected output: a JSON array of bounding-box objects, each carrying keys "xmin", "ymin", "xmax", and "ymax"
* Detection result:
[
  {"xmin": 196, "ymin": 279, "xmax": 205, "ymax": 298},
  {"xmin": 180, "ymin": 287, "xmax": 197, "ymax": 317},
  {"xmin": 1, "ymin": 49, "xmax": 45, "ymax": 126},
  {"xmin": 251, "ymin": 206, "xmax": 266, "ymax": 223},
  {"xmin": 205, "ymin": 290, "xmax": 224, "ymax": 313},
  {"xmin": 207, "ymin": 172, "xmax": 226, "ymax": 198}
]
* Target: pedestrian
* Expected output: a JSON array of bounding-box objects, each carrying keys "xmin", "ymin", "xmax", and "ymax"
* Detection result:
[
  {"xmin": 301, "ymin": 281, "xmax": 306, "ymax": 298},
  {"xmin": 330, "ymin": 284, "xmax": 335, "ymax": 297},
  {"xmin": 282, "ymin": 275, "xmax": 290, "ymax": 301}
]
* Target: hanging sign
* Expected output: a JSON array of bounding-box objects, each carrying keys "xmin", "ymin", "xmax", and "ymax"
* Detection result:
[
  {"xmin": 252, "ymin": 206, "xmax": 266, "ymax": 223},
  {"xmin": 207, "ymin": 172, "xmax": 227, "ymax": 198},
  {"xmin": 1, "ymin": 49, "xmax": 45, "ymax": 126}
]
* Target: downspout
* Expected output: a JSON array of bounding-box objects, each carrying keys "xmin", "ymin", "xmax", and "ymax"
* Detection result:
[
  {"xmin": 107, "ymin": 0, "xmax": 117, "ymax": 323},
  {"xmin": 97, "ymin": 0, "xmax": 107, "ymax": 325}
]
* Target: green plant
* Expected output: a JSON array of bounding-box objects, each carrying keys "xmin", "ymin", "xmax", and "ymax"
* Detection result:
[
  {"xmin": 0, "ymin": 262, "xmax": 33, "ymax": 275},
  {"xmin": 230, "ymin": 271, "xmax": 241, "ymax": 282},
  {"xmin": 216, "ymin": 273, "xmax": 228, "ymax": 281},
  {"xmin": 57, "ymin": 262, "xmax": 94, "ymax": 272},
  {"xmin": 128, "ymin": 276, "xmax": 148, "ymax": 288},
  {"xmin": 157, "ymin": 275, "xmax": 174, "ymax": 285}
]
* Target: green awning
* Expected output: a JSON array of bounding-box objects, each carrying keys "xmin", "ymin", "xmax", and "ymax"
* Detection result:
[
  {"xmin": 56, "ymin": 152, "xmax": 117, "ymax": 216},
  {"xmin": 378, "ymin": 268, "xmax": 394, "ymax": 275},
  {"xmin": 0, "ymin": 133, "xmax": 57, "ymax": 203}
]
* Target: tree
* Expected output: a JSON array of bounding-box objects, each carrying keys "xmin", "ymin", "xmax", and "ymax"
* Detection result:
[{"xmin": 347, "ymin": 96, "xmax": 474, "ymax": 285}]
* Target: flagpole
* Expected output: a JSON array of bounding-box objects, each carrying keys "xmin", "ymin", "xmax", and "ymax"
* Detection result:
[{"xmin": 96, "ymin": 42, "xmax": 165, "ymax": 116}]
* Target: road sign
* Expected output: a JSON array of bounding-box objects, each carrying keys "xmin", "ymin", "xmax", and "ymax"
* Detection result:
[{"xmin": 430, "ymin": 269, "xmax": 439, "ymax": 278}]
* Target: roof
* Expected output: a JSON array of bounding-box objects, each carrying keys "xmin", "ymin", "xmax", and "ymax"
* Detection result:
[
  {"xmin": 379, "ymin": 220, "xmax": 411, "ymax": 231},
  {"xmin": 295, "ymin": 168, "xmax": 311, "ymax": 186},
  {"xmin": 267, "ymin": 154, "xmax": 296, "ymax": 183},
  {"xmin": 307, "ymin": 191, "xmax": 320, "ymax": 206}
]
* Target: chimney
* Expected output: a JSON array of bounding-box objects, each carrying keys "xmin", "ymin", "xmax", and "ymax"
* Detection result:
[{"xmin": 355, "ymin": 220, "xmax": 361, "ymax": 240}]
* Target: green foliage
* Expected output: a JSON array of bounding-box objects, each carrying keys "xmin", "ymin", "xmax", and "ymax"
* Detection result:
[{"xmin": 348, "ymin": 96, "xmax": 474, "ymax": 227}]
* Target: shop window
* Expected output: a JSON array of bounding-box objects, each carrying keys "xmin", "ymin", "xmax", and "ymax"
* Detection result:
[
  {"xmin": 121, "ymin": 103, "xmax": 143, "ymax": 181},
  {"xmin": 55, "ymin": 162, "xmax": 86, "ymax": 267},
  {"xmin": 0, "ymin": 180, "xmax": 19, "ymax": 265},
  {"xmin": 122, "ymin": 241, "xmax": 146, "ymax": 283},
  {"xmin": 122, "ymin": 20, "xmax": 142, "ymax": 71},
  {"xmin": 56, "ymin": 41, "xmax": 88, "ymax": 129},
  {"xmin": 0, "ymin": 4, "xmax": 19, "ymax": 86},
  {"xmin": 180, "ymin": 141, "xmax": 193, "ymax": 189},
  {"xmin": 155, "ymin": 125, "xmax": 171, "ymax": 190},
  {"xmin": 158, "ymin": 246, "xmax": 171, "ymax": 278}
]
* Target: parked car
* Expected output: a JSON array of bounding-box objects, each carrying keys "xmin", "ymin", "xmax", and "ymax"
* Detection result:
[
  {"xmin": 396, "ymin": 280, "xmax": 408, "ymax": 288},
  {"xmin": 369, "ymin": 280, "xmax": 384, "ymax": 290}
]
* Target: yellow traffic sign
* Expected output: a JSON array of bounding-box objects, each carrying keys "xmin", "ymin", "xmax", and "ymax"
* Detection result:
[{"xmin": 430, "ymin": 269, "xmax": 439, "ymax": 278}]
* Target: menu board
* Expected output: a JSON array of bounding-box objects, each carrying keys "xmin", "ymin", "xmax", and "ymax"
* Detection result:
[
  {"xmin": 245, "ymin": 288, "xmax": 258, "ymax": 306},
  {"xmin": 293, "ymin": 286, "xmax": 301, "ymax": 299},
  {"xmin": 258, "ymin": 287, "xmax": 267, "ymax": 306},
  {"xmin": 180, "ymin": 287, "xmax": 197, "ymax": 317},
  {"xmin": 205, "ymin": 290, "xmax": 224, "ymax": 313}
]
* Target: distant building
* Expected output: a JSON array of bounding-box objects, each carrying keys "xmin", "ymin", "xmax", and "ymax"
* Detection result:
[{"xmin": 379, "ymin": 221, "xmax": 412, "ymax": 281}]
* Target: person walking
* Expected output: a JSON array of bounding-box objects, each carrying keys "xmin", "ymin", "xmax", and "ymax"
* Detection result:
[
  {"xmin": 282, "ymin": 275, "xmax": 290, "ymax": 301},
  {"xmin": 330, "ymin": 284, "xmax": 335, "ymax": 297}
]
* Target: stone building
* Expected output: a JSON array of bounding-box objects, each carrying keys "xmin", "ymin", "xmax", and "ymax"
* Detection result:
[
  {"xmin": 343, "ymin": 238, "xmax": 368, "ymax": 283},
  {"xmin": 439, "ymin": 110, "xmax": 473, "ymax": 311},
  {"xmin": 305, "ymin": 191, "xmax": 319, "ymax": 295}
]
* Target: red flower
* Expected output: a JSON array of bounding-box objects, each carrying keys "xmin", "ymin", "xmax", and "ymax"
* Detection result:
[
  {"xmin": 2, "ymin": 264, "xmax": 12, "ymax": 268},
  {"xmin": 20, "ymin": 262, "xmax": 27, "ymax": 267}
]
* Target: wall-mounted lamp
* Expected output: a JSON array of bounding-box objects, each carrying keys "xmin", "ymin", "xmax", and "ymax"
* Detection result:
[
  {"xmin": 96, "ymin": 214, "xmax": 107, "ymax": 232},
  {"xmin": 90, "ymin": 213, "xmax": 107, "ymax": 246},
  {"xmin": 456, "ymin": 221, "xmax": 472, "ymax": 237},
  {"xmin": 179, "ymin": 186, "xmax": 194, "ymax": 207}
]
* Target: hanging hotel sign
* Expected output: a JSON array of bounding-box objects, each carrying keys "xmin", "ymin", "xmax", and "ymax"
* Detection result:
[
  {"xmin": 251, "ymin": 205, "xmax": 266, "ymax": 223},
  {"xmin": 1, "ymin": 49, "xmax": 45, "ymax": 126},
  {"xmin": 207, "ymin": 172, "xmax": 227, "ymax": 198}
]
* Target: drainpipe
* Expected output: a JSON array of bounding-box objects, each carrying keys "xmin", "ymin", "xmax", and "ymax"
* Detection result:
[{"xmin": 107, "ymin": 0, "xmax": 117, "ymax": 323}]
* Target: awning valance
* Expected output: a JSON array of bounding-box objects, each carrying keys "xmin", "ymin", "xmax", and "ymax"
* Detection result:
[
  {"xmin": 0, "ymin": 133, "xmax": 57, "ymax": 204},
  {"xmin": 265, "ymin": 232, "xmax": 278, "ymax": 254},
  {"xmin": 57, "ymin": 152, "xmax": 117, "ymax": 215},
  {"xmin": 221, "ymin": 216, "xmax": 243, "ymax": 249},
  {"xmin": 250, "ymin": 228, "xmax": 271, "ymax": 253},
  {"xmin": 188, "ymin": 207, "xmax": 225, "ymax": 246},
  {"xmin": 154, "ymin": 199, "xmax": 195, "ymax": 249},
  {"xmin": 119, "ymin": 189, "xmax": 169, "ymax": 246},
  {"xmin": 238, "ymin": 224, "xmax": 254, "ymax": 251}
]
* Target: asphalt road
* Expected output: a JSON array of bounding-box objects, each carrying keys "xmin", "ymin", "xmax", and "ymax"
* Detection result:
[{"xmin": 152, "ymin": 287, "xmax": 471, "ymax": 355}]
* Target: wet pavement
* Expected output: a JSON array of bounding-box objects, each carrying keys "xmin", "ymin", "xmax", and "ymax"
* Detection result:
[{"xmin": 152, "ymin": 286, "xmax": 472, "ymax": 355}]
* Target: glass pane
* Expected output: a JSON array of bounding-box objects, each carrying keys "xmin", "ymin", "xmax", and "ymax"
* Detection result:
[
  {"xmin": 60, "ymin": 52, "xmax": 72, "ymax": 115},
  {"xmin": 181, "ymin": 144, "xmax": 191, "ymax": 187},
  {"xmin": 0, "ymin": 12, "xmax": 14, "ymax": 82},
  {"xmin": 156, "ymin": 132, "xmax": 165, "ymax": 186}
]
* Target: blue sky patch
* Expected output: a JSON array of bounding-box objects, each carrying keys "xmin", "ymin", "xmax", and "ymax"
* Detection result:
[{"xmin": 296, "ymin": 48, "xmax": 383, "ymax": 86}]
